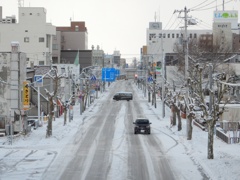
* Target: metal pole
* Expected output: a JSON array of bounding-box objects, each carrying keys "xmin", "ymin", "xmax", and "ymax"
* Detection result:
[
  {"xmin": 38, "ymin": 86, "xmax": 40, "ymax": 122},
  {"xmin": 184, "ymin": 7, "xmax": 190, "ymax": 137},
  {"xmin": 161, "ymin": 35, "xmax": 165, "ymax": 118},
  {"xmin": 80, "ymin": 75, "xmax": 82, "ymax": 115},
  {"xmin": 184, "ymin": 7, "xmax": 189, "ymax": 78},
  {"xmin": 209, "ymin": 63, "xmax": 213, "ymax": 113}
]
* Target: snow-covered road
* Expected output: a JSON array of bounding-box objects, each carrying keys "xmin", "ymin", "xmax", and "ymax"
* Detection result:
[{"xmin": 0, "ymin": 80, "xmax": 240, "ymax": 180}]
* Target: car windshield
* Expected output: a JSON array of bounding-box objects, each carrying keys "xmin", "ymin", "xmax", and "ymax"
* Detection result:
[{"xmin": 136, "ymin": 119, "xmax": 149, "ymax": 124}]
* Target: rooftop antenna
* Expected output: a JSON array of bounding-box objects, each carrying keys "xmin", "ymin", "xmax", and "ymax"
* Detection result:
[
  {"xmin": 223, "ymin": 0, "xmax": 225, "ymax": 11},
  {"xmin": 18, "ymin": 0, "xmax": 24, "ymax": 7},
  {"xmin": 158, "ymin": 7, "xmax": 161, "ymax": 22},
  {"xmin": 154, "ymin": 12, "xmax": 157, "ymax": 22}
]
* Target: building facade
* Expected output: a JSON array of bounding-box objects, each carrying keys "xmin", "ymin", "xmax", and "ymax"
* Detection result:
[
  {"xmin": 0, "ymin": 44, "xmax": 27, "ymax": 133},
  {"xmin": 0, "ymin": 7, "xmax": 56, "ymax": 67},
  {"xmin": 52, "ymin": 21, "xmax": 88, "ymax": 64}
]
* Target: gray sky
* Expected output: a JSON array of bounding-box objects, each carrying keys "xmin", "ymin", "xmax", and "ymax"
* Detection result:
[{"xmin": 1, "ymin": 0, "xmax": 239, "ymax": 62}]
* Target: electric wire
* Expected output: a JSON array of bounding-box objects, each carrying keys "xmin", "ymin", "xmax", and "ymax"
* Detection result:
[
  {"xmin": 192, "ymin": 0, "xmax": 234, "ymax": 11},
  {"xmin": 164, "ymin": 13, "xmax": 175, "ymax": 30},
  {"xmin": 189, "ymin": 0, "xmax": 212, "ymax": 10}
]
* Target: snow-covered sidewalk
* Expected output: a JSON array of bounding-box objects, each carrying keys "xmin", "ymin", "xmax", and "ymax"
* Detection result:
[{"xmin": 0, "ymin": 81, "xmax": 240, "ymax": 180}]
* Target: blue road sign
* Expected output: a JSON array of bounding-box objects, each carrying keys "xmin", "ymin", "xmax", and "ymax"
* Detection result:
[
  {"xmin": 90, "ymin": 75, "xmax": 96, "ymax": 81},
  {"xmin": 34, "ymin": 75, "xmax": 43, "ymax": 87},
  {"xmin": 102, "ymin": 68, "xmax": 116, "ymax": 82},
  {"xmin": 148, "ymin": 76, "xmax": 153, "ymax": 82}
]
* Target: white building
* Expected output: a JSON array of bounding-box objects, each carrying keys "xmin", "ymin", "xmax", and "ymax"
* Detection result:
[
  {"xmin": 146, "ymin": 9, "xmax": 240, "ymax": 65},
  {"xmin": 0, "ymin": 7, "xmax": 56, "ymax": 67},
  {"xmin": 146, "ymin": 22, "xmax": 212, "ymax": 64}
]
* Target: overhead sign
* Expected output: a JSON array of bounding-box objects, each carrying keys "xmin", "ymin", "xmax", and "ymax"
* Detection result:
[
  {"xmin": 102, "ymin": 68, "xmax": 116, "ymax": 82},
  {"xmin": 23, "ymin": 81, "xmax": 30, "ymax": 110},
  {"xmin": 34, "ymin": 75, "xmax": 43, "ymax": 87}
]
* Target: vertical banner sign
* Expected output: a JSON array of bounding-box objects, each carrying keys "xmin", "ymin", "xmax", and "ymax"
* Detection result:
[{"xmin": 23, "ymin": 81, "xmax": 30, "ymax": 110}]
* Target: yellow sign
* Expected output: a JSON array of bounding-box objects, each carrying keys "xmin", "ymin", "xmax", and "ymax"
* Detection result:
[{"xmin": 23, "ymin": 81, "xmax": 30, "ymax": 110}]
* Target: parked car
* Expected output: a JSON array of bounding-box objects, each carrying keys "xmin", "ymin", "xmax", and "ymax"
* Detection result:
[
  {"xmin": 193, "ymin": 106, "xmax": 206, "ymax": 125},
  {"xmin": 133, "ymin": 118, "xmax": 151, "ymax": 134},
  {"xmin": 113, "ymin": 92, "xmax": 133, "ymax": 101}
]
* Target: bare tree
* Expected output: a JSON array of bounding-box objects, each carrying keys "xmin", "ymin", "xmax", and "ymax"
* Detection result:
[
  {"xmin": 45, "ymin": 68, "xmax": 65, "ymax": 138},
  {"xmin": 165, "ymin": 90, "xmax": 182, "ymax": 131}
]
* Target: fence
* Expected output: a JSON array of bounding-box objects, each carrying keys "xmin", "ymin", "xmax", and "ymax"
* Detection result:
[{"xmin": 216, "ymin": 128, "xmax": 230, "ymax": 144}]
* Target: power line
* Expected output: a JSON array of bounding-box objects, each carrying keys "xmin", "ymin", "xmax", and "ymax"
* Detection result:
[
  {"xmin": 192, "ymin": 0, "xmax": 234, "ymax": 11},
  {"xmin": 190, "ymin": 0, "xmax": 212, "ymax": 10},
  {"xmin": 190, "ymin": 0, "xmax": 216, "ymax": 10}
]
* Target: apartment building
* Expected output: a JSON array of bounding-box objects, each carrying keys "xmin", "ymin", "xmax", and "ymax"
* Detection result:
[{"xmin": 0, "ymin": 7, "xmax": 56, "ymax": 67}]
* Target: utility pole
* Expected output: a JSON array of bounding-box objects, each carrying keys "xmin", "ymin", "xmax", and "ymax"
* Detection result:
[
  {"xmin": 175, "ymin": 7, "xmax": 190, "ymax": 136},
  {"xmin": 174, "ymin": 7, "xmax": 189, "ymax": 78},
  {"xmin": 161, "ymin": 34, "xmax": 165, "ymax": 118},
  {"xmin": 184, "ymin": 7, "xmax": 189, "ymax": 79}
]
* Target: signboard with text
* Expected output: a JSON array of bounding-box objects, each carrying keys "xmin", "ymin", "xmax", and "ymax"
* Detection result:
[{"xmin": 23, "ymin": 81, "xmax": 30, "ymax": 110}]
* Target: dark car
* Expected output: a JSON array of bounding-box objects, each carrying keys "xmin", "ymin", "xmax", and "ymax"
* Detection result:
[
  {"xmin": 133, "ymin": 118, "xmax": 151, "ymax": 134},
  {"xmin": 113, "ymin": 92, "xmax": 133, "ymax": 101}
]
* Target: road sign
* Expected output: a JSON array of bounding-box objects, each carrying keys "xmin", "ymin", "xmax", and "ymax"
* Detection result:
[
  {"xmin": 23, "ymin": 81, "xmax": 30, "ymax": 110},
  {"xmin": 90, "ymin": 75, "xmax": 96, "ymax": 81},
  {"xmin": 155, "ymin": 67, "xmax": 162, "ymax": 75},
  {"xmin": 148, "ymin": 76, "xmax": 153, "ymax": 82},
  {"xmin": 34, "ymin": 75, "xmax": 43, "ymax": 87},
  {"xmin": 102, "ymin": 68, "xmax": 116, "ymax": 82}
]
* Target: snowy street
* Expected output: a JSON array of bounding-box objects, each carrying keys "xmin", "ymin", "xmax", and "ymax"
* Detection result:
[{"xmin": 0, "ymin": 80, "xmax": 240, "ymax": 180}]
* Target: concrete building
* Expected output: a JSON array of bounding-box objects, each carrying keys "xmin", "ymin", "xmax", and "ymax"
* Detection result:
[
  {"xmin": 145, "ymin": 10, "xmax": 240, "ymax": 66},
  {"xmin": 52, "ymin": 21, "xmax": 88, "ymax": 64},
  {"xmin": 0, "ymin": 7, "xmax": 56, "ymax": 67},
  {"xmin": 0, "ymin": 43, "xmax": 27, "ymax": 134},
  {"xmin": 146, "ymin": 21, "xmax": 212, "ymax": 65},
  {"xmin": 91, "ymin": 45, "xmax": 104, "ymax": 68}
]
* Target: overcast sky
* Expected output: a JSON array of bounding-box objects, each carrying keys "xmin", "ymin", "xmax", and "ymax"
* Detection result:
[{"xmin": 1, "ymin": 0, "xmax": 239, "ymax": 62}]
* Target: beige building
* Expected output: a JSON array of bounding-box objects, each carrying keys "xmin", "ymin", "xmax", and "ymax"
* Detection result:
[
  {"xmin": 0, "ymin": 7, "xmax": 56, "ymax": 67},
  {"xmin": 52, "ymin": 21, "xmax": 88, "ymax": 64}
]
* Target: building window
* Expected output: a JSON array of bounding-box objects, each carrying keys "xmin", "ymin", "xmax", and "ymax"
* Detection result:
[
  {"xmin": 75, "ymin": 25, "xmax": 79, "ymax": 31},
  {"xmin": 39, "ymin": 37, "xmax": 44, "ymax": 42},
  {"xmin": 194, "ymin": 34, "xmax": 197, "ymax": 38},
  {"xmin": 25, "ymin": 30, "xmax": 28, "ymax": 32},
  {"xmin": 159, "ymin": 33, "xmax": 162, "ymax": 38},
  {"xmin": 24, "ymin": 37, "xmax": 29, "ymax": 42},
  {"xmin": 190, "ymin": 34, "xmax": 192, "ymax": 38},
  {"xmin": 168, "ymin": 34, "xmax": 170, "ymax": 38},
  {"xmin": 39, "ymin": 61, "xmax": 44, "ymax": 65},
  {"xmin": 163, "ymin": 33, "xmax": 166, "ymax": 38},
  {"xmin": 30, "ymin": 13, "xmax": 32, "ymax": 15},
  {"xmin": 53, "ymin": 44, "xmax": 58, "ymax": 50},
  {"xmin": 176, "ymin": 34, "xmax": 179, "ymax": 38},
  {"xmin": 172, "ymin": 34, "xmax": 175, "ymax": 38}
]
